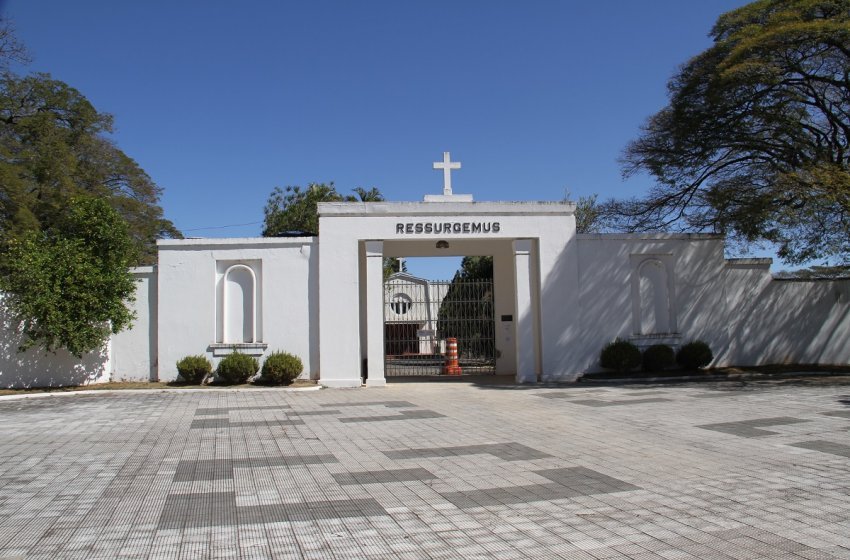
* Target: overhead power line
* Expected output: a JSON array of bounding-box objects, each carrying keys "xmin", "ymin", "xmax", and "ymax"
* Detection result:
[{"xmin": 181, "ymin": 220, "xmax": 263, "ymax": 232}]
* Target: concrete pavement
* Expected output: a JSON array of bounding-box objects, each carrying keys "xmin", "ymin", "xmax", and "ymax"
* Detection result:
[{"xmin": 1, "ymin": 378, "xmax": 849, "ymax": 559}]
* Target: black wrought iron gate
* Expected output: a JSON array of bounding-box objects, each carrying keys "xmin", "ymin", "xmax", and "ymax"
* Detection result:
[{"xmin": 384, "ymin": 276, "xmax": 495, "ymax": 376}]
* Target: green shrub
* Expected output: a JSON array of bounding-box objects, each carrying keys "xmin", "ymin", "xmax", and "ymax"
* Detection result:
[
  {"xmin": 599, "ymin": 339, "xmax": 642, "ymax": 373},
  {"xmin": 260, "ymin": 351, "xmax": 303, "ymax": 385},
  {"xmin": 642, "ymin": 344, "xmax": 675, "ymax": 372},
  {"xmin": 176, "ymin": 355, "xmax": 212, "ymax": 384},
  {"xmin": 216, "ymin": 352, "xmax": 259, "ymax": 385},
  {"xmin": 676, "ymin": 340, "xmax": 713, "ymax": 370}
]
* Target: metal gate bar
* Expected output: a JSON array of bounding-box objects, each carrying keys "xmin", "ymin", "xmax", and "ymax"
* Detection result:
[{"xmin": 384, "ymin": 276, "xmax": 495, "ymax": 376}]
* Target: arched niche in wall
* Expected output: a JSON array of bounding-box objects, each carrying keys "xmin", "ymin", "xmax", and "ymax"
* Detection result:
[
  {"xmin": 224, "ymin": 265, "xmax": 256, "ymax": 343},
  {"xmin": 215, "ymin": 260, "xmax": 262, "ymax": 344},
  {"xmin": 630, "ymin": 254, "xmax": 677, "ymax": 335},
  {"xmin": 638, "ymin": 259, "xmax": 670, "ymax": 334}
]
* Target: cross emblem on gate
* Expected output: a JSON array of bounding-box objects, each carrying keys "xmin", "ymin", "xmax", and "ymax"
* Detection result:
[{"xmin": 433, "ymin": 152, "xmax": 461, "ymax": 196}]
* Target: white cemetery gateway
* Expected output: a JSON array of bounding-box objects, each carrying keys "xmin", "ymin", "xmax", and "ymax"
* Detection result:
[{"xmin": 1, "ymin": 153, "xmax": 849, "ymax": 388}]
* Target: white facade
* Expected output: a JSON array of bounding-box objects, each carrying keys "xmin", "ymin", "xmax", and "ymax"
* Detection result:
[
  {"xmin": 1, "ymin": 198, "xmax": 849, "ymax": 388},
  {"xmin": 155, "ymin": 237, "xmax": 319, "ymax": 381},
  {"xmin": 110, "ymin": 267, "xmax": 157, "ymax": 381},
  {"xmin": 384, "ymin": 272, "xmax": 453, "ymax": 355}
]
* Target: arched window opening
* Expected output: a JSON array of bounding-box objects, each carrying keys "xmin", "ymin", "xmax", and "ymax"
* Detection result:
[{"xmin": 223, "ymin": 264, "xmax": 256, "ymax": 343}]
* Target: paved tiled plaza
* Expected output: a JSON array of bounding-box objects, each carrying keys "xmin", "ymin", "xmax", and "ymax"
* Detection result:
[{"xmin": 1, "ymin": 378, "xmax": 849, "ymax": 559}]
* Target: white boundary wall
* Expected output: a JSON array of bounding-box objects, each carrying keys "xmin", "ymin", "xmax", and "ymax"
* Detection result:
[
  {"xmin": 717, "ymin": 262, "xmax": 850, "ymax": 366},
  {"xmin": 0, "ymin": 267, "xmax": 154, "ymax": 388},
  {"xmin": 110, "ymin": 267, "xmax": 157, "ymax": 382},
  {"xmin": 155, "ymin": 237, "xmax": 319, "ymax": 382},
  {"xmin": 575, "ymin": 234, "xmax": 850, "ymax": 373},
  {"xmin": 0, "ymin": 304, "xmax": 110, "ymax": 388},
  {"xmin": 1, "ymin": 203, "xmax": 848, "ymax": 387}
]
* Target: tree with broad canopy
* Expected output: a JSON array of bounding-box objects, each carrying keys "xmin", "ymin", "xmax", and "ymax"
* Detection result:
[
  {"xmin": 0, "ymin": 72, "xmax": 180, "ymax": 264},
  {"xmin": 608, "ymin": 0, "xmax": 850, "ymax": 265},
  {"xmin": 262, "ymin": 182, "xmax": 382, "ymax": 236},
  {"xmin": 0, "ymin": 19, "xmax": 178, "ymax": 356},
  {"xmin": 262, "ymin": 182, "xmax": 402, "ymax": 277}
]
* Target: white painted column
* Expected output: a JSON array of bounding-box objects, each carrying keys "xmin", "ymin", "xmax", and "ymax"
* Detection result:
[
  {"xmin": 318, "ymin": 234, "xmax": 361, "ymax": 387},
  {"xmin": 514, "ymin": 239, "xmax": 537, "ymax": 383},
  {"xmin": 365, "ymin": 241, "xmax": 386, "ymax": 387}
]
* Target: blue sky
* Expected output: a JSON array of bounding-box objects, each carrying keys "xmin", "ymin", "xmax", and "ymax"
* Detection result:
[{"xmin": 5, "ymin": 0, "xmax": 750, "ymax": 278}]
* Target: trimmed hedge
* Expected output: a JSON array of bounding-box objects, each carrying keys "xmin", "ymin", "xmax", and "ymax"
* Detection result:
[
  {"xmin": 176, "ymin": 355, "xmax": 212, "ymax": 384},
  {"xmin": 216, "ymin": 352, "xmax": 259, "ymax": 385},
  {"xmin": 599, "ymin": 339, "xmax": 641, "ymax": 373},
  {"xmin": 642, "ymin": 344, "xmax": 675, "ymax": 372},
  {"xmin": 676, "ymin": 340, "xmax": 713, "ymax": 370},
  {"xmin": 260, "ymin": 351, "xmax": 303, "ymax": 385}
]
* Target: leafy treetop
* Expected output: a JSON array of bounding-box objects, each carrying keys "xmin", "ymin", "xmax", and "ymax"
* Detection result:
[
  {"xmin": 574, "ymin": 194, "xmax": 603, "ymax": 234},
  {"xmin": 262, "ymin": 182, "xmax": 383, "ymax": 236},
  {"xmin": 0, "ymin": 20, "xmax": 177, "ymax": 357},
  {"xmin": 0, "ymin": 17, "xmax": 29, "ymax": 71},
  {"xmin": 612, "ymin": 0, "xmax": 850, "ymax": 264},
  {"xmin": 0, "ymin": 72, "xmax": 180, "ymax": 264},
  {"xmin": 0, "ymin": 197, "xmax": 138, "ymax": 357}
]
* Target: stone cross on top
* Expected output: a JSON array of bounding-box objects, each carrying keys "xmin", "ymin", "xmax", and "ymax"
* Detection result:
[
  {"xmin": 425, "ymin": 151, "xmax": 472, "ymax": 202},
  {"xmin": 433, "ymin": 151, "xmax": 461, "ymax": 196}
]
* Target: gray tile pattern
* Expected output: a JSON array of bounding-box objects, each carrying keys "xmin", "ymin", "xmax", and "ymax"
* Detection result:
[
  {"xmin": 230, "ymin": 418, "xmax": 305, "ymax": 427},
  {"xmin": 189, "ymin": 417, "xmax": 230, "ymax": 429},
  {"xmin": 157, "ymin": 491, "xmax": 236, "ymax": 529},
  {"xmin": 195, "ymin": 405, "xmax": 291, "ymax": 415},
  {"xmin": 3, "ymin": 380, "xmax": 850, "ymax": 559},
  {"xmin": 237, "ymin": 498, "xmax": 386, "ymax": 525},
  {"xmin": 190, "ymin": 417, "xmax": 305, "ymax": 429},
  {"xmin": 173, "ymin": 455, "xmax": 338, "ymax": 482},
  {"xmin": 440, "ymin": 467, "xmax": 640, "ymax": 509},
  {"xmin": 158, "ymin": 492, "xmax": 386, "ymax": 529},
  {"xmin": 383, "ymin": 442, "xmax": 553, "ymax": 461},
  {"xmin": 569, "ymin": 397, "xmax": 671, "ymax": 407},
  {"xmin": 536, "ymin": 466, "xmax": 641, "ymax": 490},
  {"xmin": 193, "ymin": 407, "xmax": 235, "ymax": 415},
  {"xmin": 789, "ymin": 440, "xmax": 850, "ymax": 457},
  {"xmin": 321, "ymin": 400, "xmax": 416, "ymax": 408},
  {"xmin": 338, "ymin": 409, "xmax": 446, "ymax": 422},
  {"xmin": 332, "ymin": 467, "xmax": 436, "ymax": 485},
  {"xmin": 697, "ymin": 416, "xmax": 809, "ymax": 437}
]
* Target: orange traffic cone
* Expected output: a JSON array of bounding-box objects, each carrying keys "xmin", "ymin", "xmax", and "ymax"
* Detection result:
[{"xmin": 442, "ymin": 337, "xmax": 462, "ymax": 375}]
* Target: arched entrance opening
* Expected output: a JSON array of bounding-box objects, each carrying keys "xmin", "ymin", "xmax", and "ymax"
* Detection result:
[
  {"xmin": 383, "ymin": 256, "xmax": 496, "ymax": 379},
  {"xmin": 358, "ymin": 236, "xmax": 531, "ymax": 385}
]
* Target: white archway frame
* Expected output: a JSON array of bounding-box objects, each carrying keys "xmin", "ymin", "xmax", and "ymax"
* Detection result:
[
  {"xmin": 222, "ymin": 264, "xmax": 257, "ymax": 343},
  {"xmin": 630, "ymin": 253, "xmax": 678, "ymax": 336}
]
